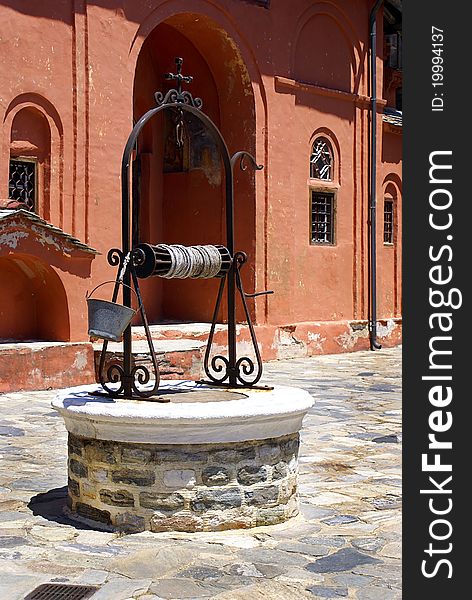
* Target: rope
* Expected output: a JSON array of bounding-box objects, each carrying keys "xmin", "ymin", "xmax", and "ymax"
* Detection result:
[
  {"xmin": 118, "ymin": 252, "xmax": 132, "ymax": 283},
  {"xmin": 157, "ymin": 244, "xmax": 223, "ymax": 279}
]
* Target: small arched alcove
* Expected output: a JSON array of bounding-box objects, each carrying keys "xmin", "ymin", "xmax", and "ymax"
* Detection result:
[
  {"xmin": 377, "ymin": 176, "xmax": 402, "ymax": 319},
  {"xmin": 0, "ymin": 255, "xmax": 70, "ymax": 341},
  {"xmin": 294, "ymin": 14, "xmax": 355, "ymax": 93}
]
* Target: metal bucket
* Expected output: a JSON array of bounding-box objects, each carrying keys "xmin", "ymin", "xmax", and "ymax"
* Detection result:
[{"xmin": 86, "ymin": 281, "xmax": 138, "ymax": 342}]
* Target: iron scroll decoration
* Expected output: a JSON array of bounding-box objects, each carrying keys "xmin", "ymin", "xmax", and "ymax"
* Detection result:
[{"xmin": 97, "ymin": 57, "xmax": 272, "ymax": 399}]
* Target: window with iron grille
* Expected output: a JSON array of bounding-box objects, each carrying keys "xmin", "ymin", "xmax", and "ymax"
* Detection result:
[
  {"xmin": 8, "ymin": 158, "xmax": 36, "ymax": 211},
  {"xmin": 384, "ymin": 199, "xmax": 394, "ymax": 244},
  {"xmin": 311, "ymin": 191, "xmax": 335, "ymax": 244},
  {"xmin": 310, "ymin": 138, "xmax": 333, "ymax": 181}
]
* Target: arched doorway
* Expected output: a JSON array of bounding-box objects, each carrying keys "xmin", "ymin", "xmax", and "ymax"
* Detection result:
[{"xmin": 133, "ymin": 14, "xmax": 257, "ymax": 324}]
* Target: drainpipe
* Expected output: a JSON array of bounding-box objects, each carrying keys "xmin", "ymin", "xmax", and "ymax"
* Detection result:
[{"xmin": 369, "ymin": 0, "xmax": 383, "ymax": 350}]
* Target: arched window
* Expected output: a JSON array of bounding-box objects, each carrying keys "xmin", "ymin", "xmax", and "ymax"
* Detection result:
[
  {"xmin": 384, "ymin": 197, "xmax": 394, "ymax": 244},
  {"xmin": 310, "ymin": 137, "xmax": 334, "ymax": 181},
  {"xmin": 383, "ymin": 181, "xmax": 399, "ymax": 246},
  {"xmin": 309, "ymin": 135, "xmax": 337, "ymax": 245},
  {"xmin": 8, "ymin": 107, "xmax": 51, "ymax": 216}
]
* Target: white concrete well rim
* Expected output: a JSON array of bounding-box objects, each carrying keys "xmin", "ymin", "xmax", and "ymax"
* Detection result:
[{"xmin": 52, "ymin": 380, "xmax": 314, "ymax": 444}]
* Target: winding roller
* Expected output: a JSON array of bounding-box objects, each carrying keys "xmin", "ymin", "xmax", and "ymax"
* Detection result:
[{"xmin": 134, "ymin": 243, "xmax": 232, "ymax": 279}]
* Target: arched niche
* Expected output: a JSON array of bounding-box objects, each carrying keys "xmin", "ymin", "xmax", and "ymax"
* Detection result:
[
  {"xmin": 384, "ymin": 181, "xmax": 400, "ymax": 200},
  {"xmin": 3, "ymin": 94, "xmax": 64, "ymax": 226},
  {"xmin": 0, "ymin": 254, "xmax": 70, "ymax": 341},
  {"xmin": 379, "ymin": 175, "xmax": 402, "ymax": 318},
  {"xmin": 294, "ymin": 14, "xmax": 355, "ymax": 93},
  {"xmin": 382, "ymin": 175, "xmax": 402, "ymax": 207},
  {"xmin": 132, "ymin": 13, "xmax": 257, "ymax": 324}
]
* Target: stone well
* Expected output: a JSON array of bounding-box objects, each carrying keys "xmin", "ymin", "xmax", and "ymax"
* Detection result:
[{"xmin": 52, "ymin": 381, "xmax": 313, "ymax": 533}]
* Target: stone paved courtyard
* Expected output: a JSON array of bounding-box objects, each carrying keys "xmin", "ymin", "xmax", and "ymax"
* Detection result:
[{"xmin": 0, "ymin": 346, "xmax": 401, "ymax": 600}]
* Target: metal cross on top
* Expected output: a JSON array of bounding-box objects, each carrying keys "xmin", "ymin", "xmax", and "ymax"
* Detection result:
[{"xmin": 165, "ymin": 57, "xmax": 193, "ymax": 96}]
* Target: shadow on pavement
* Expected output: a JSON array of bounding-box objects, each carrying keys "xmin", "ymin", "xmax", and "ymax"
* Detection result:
[{"xmin": 27, "ymin": 486, "xmax": 96, "ymax": 530}]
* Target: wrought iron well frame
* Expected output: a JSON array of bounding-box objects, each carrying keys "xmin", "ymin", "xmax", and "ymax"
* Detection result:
[{"xmin": 97, "ymin": 58, "xmax": 271, "ymax": 400}]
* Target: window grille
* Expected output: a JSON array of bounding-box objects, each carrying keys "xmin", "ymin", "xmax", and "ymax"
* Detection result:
[
  {"xmin": 384, "ymin": 199, "xmax": 394, "ymax": 244},
  {"xmin": 8, "ymin": 158, "xmax": 36, "ymax": 211},
  {"xmin": 310, "ymin": 138, "xmax": 333, "ymax": 181},
  {"xmin": 311, "ymin": 191, "xmax": 335, "ymax": 244}
]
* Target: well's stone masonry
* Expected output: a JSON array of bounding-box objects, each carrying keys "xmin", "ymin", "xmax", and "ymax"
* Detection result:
[{"xmin": 66, "ymin": 432, "xmax": 300, "ymax": 532}]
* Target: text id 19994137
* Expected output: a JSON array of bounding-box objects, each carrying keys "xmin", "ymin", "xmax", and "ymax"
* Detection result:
[{"xmin": 432, "ymin": 26, "xmax": 445, "ymax": 112}]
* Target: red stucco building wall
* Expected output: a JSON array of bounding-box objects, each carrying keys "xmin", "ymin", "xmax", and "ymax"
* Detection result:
[{"xmin": 0, "ymin": 0, "xmax": 402, "ymax": 355}]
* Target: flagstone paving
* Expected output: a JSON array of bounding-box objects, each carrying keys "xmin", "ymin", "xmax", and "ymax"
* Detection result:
[{"xmin": 0, "ymin": 346, "xmax": 401, "ymax": 600}]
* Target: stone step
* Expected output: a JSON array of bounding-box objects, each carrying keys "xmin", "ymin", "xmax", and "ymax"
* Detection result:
[
  {"xmin": 93, "ymin": 338, "xmax": 207, "ymax": 381},
  {"xmin": 0, "ymin": 341, "xmax": 95, "ymax": 393},
  {"xmin": 131, "ymin": 322, "xmax": 233, "ymax": 342},
  {"xmin": 127, "ymin": 324, "xmax": 234, "ymax": 382}
]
